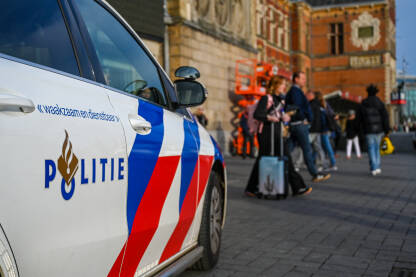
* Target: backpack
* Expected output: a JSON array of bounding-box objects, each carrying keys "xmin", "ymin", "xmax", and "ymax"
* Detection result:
[
  {"xmin": 247, "ymin": 102, "xmax": 259, "ymax": 134},
  {"xmin": 247, "ymin": 95, "xmax": 274, "ymax": 134}
]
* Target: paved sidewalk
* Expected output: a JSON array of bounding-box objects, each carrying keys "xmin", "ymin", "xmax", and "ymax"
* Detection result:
[{"xmin": 181, "ymin": 152, "xmax": 416, "ymax": 277}]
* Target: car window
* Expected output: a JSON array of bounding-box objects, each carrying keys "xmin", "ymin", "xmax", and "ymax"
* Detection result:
[
  {"xmin": 159, "ymin": 69, "xmax": 193, "ymax": 118},
  {"xmin": 0, "ymin": 0, "xmax": 80, "ymax": 76},
  {"xmin": 75, "ymin": 0, "xmax": 167, "ymax": 106}
]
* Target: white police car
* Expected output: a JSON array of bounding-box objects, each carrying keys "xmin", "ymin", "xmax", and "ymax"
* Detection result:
[{"xmin": 0, "ymin": 0, "xmax": 227, "ymax": 276}]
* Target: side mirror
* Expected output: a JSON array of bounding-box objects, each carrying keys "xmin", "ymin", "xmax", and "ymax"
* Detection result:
[
  {"xmin": 175, "ymin": 66, "xmax": 200, "ymax": 80},
  {"xmin": 174, "ymin": 79, "xmax": 207, "ymax": 107}
]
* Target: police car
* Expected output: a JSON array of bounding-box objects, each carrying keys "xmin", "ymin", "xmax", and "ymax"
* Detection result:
[{"xmin": 0, "ymin": 0, "xmax": 227, "ymax": 276}]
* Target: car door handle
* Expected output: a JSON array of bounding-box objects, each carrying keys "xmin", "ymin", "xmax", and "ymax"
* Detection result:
[
  {"xmin": 128, "ymin": 114, "xmax": 152, "ymax": 135},
  {"xmin": 0, "ymin": 93, "xmax": 35, "ymax": 113}
]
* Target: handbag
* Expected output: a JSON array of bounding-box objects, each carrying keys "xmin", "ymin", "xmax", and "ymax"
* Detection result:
[{"xmin": 380, "ymin": 135, "xmax": 394, "ymax": 155}]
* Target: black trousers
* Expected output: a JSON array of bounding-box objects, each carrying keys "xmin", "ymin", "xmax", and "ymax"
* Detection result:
[
  {"xmin": 245, "ymin": 139, "xmax": 306, "ymax": 195},
  {"xmin": 242, "ymin": 132, "xmax": 254, "ymax": 157}
]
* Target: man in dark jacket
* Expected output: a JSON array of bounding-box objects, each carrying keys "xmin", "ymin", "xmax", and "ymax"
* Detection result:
[
  {"xmin": 357, "ymin": 84, "xmax": 390, "ymax": 176},
  {"xmin": 307, "ymin": 91, "xmax": 327, "ymax": 170},
  {"xmin": 286, "ymin": 72, "xmax": 330, "ymax": 182}
]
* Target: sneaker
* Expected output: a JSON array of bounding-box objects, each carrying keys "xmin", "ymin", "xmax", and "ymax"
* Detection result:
[
  {"xmin": 312, "ymin": 173, "xmax": 331, "ymax": 182},
  {"xmin": 244, "ymin": 191, "xmax": 257, "ymax": 198},
  {"xmin": 375, "ymin": 168, "xmax": 381, "ymax": 174},
  {"xmin": 371, "ymin": 170, "xmax": 377, "ymax": 176},
  {"xmin": 317, "ymin": 166, "xmax": 324, "ymax": 172},
  {"xmin": 294, "ymin": 187, "xmax": 312, "ymax": 196},
  {"xmin": 328, "ymin": 166, "xmax": 338, "ymax": 171},
  {"xmin": 346, "ymin": 156, "xmax": 351, "ymax": 160}
]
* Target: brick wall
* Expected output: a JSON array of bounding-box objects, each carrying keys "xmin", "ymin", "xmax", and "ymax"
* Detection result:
[
  {"xmin": 306, "ymin": 3, "xmax": 395, "ymax": 105},
  {"xmin": 168, "ymin": 24, "xmax": 256, "ymax": 152}
]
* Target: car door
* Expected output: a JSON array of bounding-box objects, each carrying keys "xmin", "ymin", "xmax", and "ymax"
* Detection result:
[
  {"xmin": 68, "ymin": 0, "xmax": 199, "ymax": 275},
  {"xmin": 0, "ymin": 0, "xmax": 128, "ymax": 276}
]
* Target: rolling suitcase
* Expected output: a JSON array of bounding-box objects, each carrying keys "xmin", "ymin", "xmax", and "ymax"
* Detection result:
[{"xmin": 258, "ymin": 121, "xmax": 288, "ymax": 199}]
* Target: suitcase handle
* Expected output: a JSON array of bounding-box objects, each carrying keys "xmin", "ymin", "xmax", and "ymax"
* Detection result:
[{"xmin": 269, "ymin": 99, "xmax": 284, "ymax": 158}]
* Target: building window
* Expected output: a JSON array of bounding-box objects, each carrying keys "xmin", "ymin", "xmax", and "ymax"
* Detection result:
[
  {"xmin": 330, "ymin": 23, "xmax": 344, "ymax": 55},
  {"xmin": 256, "ymin": 0, "xmax": 266, "ymax": 37},
  {"xmin": 358, "ymin": 26, "xmax": 374, "ymax": 38},
  {"xmin": 269, "ymin": 11, "xmax": 276, "ymax": 43}
]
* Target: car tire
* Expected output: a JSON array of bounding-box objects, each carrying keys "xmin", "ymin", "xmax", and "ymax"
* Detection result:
[{"xmin": 193, "ymin": 171, "xmax": 224, "ymax": 270}]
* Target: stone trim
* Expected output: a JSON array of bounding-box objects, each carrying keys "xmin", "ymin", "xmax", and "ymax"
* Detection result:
[
  {"xmin": 312, "ymin": 64, "xmax": 385, "ymax": 72},
  {"xmin": 311, "ymin": 50, "xmax": 392, "ymax": 59},
  {"xmin": 169, "ymin": 18, "xmax": 258, "ymax": 54},
  {"xmin": 351, "ymin": 12, "xmax": 381, "ymax": 51},
  {"xmin": 306, "ymin": 0, "xmax": 387, "ymax": 10}
]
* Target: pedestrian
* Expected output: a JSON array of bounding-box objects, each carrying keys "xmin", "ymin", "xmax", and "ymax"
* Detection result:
[
  {"xmin": 345, "ymin": 110, "xmax": 362, "ymax": 159},
  {"xmin": 332, "ymin": 115, "xmax": 342, "ymax": 157},
  {"xmin": 245, "ymin": 75, "xmax": 312, "ymax": 197},
  {"xmin": 315, "ymin": 91, "xmax": 338, "ymax": 171},
  {"xmin": 306, "ymin": 90, "xmax": 327, "ymax": 170},
  {"xmin": 356, "ymin": 84, "xmax": 390, "ymax": 175},
  {"xmin": 291, "ymin": 144, "xmax": 304, "ymax": 172},
  {"xmin": 285, "ymin": 72, "xmax": 330, "ymax": 182},
  {"xmin": 239, "ymin": 110, "xmax": 254, "ymax": 159},
  {"xmin": 194, "ymin": 107, "xmax": 208, "ymax": 127}
]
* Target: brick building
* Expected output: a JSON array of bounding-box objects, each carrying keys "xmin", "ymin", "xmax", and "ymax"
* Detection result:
[
  {"xmin": 108, "ymin": 0, "xmax": 396, "ymax": 152},
  {"xmin": 256, "ymin": 0, "xmax": 291, "ymax": 72},
  {"xmin": 292, "ymin": 0, "xmax": 396, "ymax": 109}
]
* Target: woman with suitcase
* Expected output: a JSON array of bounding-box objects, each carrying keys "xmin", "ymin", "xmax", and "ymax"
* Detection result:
[{"xmin": 245, "ymin": 76, "xmax": 312, "ymax": 198}]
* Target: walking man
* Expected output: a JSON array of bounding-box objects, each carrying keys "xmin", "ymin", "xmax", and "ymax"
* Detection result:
[
  {"xmin": 286, "ymin": 72, "xmax": 330, "ymax": 182},
  {"xmin": 357, "ymin": 84, "xmax": 390, "ymax": 176},
  {"xmin": 306, "ymin": 90, "xmax": 327, "ymax": 170}
]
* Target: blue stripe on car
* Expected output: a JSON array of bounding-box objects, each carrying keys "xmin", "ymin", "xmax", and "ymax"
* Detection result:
[
  {"xmin": 179, "ymin": 119, "xmax": 200, "ymax": 212},
  {"xmin": 127, "ymin": 100, "xmax": 164, "ymax": 234}
]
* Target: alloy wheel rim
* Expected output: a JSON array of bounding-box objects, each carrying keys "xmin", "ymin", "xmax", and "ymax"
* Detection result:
[{"xmin": 209, "ymin": 185, "xmax": 222, "ymax": 254}]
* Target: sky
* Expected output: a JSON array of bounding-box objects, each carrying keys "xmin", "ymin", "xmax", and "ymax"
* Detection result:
[{"xmin": 396, "ymin": 0, "xmax": 416, "ymax": 76}]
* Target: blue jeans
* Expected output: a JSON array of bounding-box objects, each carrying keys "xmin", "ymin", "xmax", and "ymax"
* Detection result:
[
  {"xmin": 310, "ymin": 133, "xmax": 327, "ymax": 167},
  {"xmin": 321, "ymin": 133, "xmax": 336, "ymax": 167},
  {"xmin": 288, "ymin": 124, "xmax": 318, "ymax": 176},
  {"xmin": 366, "ymin": 133, "xmax": 382, "ymax": 171}
]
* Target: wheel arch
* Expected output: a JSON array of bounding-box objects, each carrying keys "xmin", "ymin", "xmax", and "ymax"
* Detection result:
[{"xmin": 0, "ymin": 223, "xmax": 19, "ymax": 277}]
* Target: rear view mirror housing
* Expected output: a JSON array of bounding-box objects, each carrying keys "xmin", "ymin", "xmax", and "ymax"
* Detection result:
[
  {"xmin": 174, "ymin": 79, "xmax": 207, "ymax": 108},
  {"xmin": 174, "ymin": 66, "xmax": 200, "ymax": 80}
]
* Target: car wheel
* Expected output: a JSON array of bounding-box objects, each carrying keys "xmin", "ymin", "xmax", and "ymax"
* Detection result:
[{"xmin": 193, "ymin": 171, "xmax": 224, "ymax": 270}]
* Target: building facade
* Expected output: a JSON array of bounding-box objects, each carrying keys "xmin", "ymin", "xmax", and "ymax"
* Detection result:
[
  {"xmin": 107, "ymin": 0, "xmax": 165, "ymax": 63},
  {"xmin": 256, "ymin": 0, "xmax": 291, "ymax": 72},
  {"xmin": 303, "ymin": 0, "xmax": 396, "ymax": 107},
  {"xmin": 166, "ymin": 0, "xmax": 257, "ymax": 151},
  {"xmin": 397, "ymin": 76, "xmax": 416, "ymax": 120},
  {"xmin": 107, "ymin": 0, "xmax": 396, "ymax": 153}
]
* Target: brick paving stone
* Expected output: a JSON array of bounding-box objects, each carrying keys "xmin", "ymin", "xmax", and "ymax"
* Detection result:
[
  {"xmin": 303, "ymin": 251, "xmax": 330, "ymax": 264},
  {"xmin": 283, "ymin": 270, "xmax": 313, "ymax": 277},
  {"xmin": 313, "ymin": 269, "xmax": 362, "ymax": 277},
  {"xmin": 181, "ymin": 153, "xmax": 416, "ymax": 277}
]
